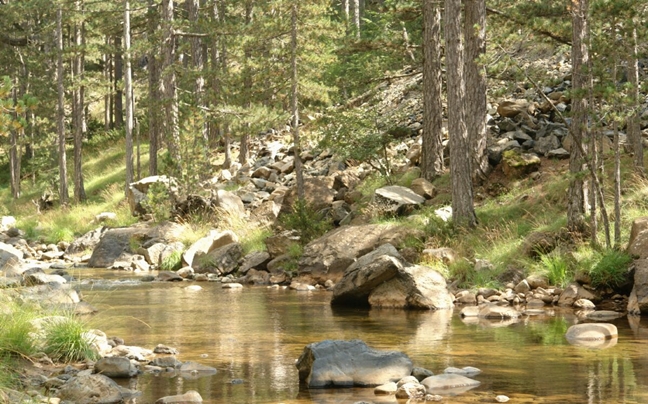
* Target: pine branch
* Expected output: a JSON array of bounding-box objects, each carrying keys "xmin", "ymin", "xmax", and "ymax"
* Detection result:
[{"xmin": 486, "ymin": 7, "xmax": 572, "ymax": 46}]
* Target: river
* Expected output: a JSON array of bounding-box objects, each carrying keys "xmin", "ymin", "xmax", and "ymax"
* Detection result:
[{"xmin": 76, "ymin": 272, "xmax": 648, "ymax": 404}]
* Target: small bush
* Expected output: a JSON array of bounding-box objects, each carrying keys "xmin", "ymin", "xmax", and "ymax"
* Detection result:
[
  {"xmin": 160, "ymin": 250, "xmax": 183, "ymax": 271},
  {"xmin": 280, "ymin": 200, "xmax": 332, "ymax": 244},
  {"xmin": 141, "ymin": 182, "xmax": 172, "ymax": 222},
  {"xmin": 537, "ymin": 251, "xmax": 573, "ymax": 288},
  {"xmin": 44, "ymin": 318, "xmax": 99, "ymax": 363},
  {"xmin": 589, "ymin": 249, "xmax": 632, "ymax": 289}
]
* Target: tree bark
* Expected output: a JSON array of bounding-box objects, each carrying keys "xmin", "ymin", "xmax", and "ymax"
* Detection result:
[
  {"xmin": 73, "ymin": 0, "xmax": 86, "ymax": 202},
  {"xmin": 189, "ymin": 0, "xmax": 208, "ymax": 156},
  {"xmin": 114, "ymin": 36, "xmax": 124, "ymax": 129},
  {"xmin": 10, "ymin": 77, "xmax": 21, "ymax": 199},
  {"xmin": 291, "ymin": 2, "xmax": 304, "ymax": 201},
  {"xmin": 56, "ymin": 6, "xmax": 69, "ymax": 205},
  {"xmin": 161, "ymin": 0, "xmax": 181, "ymax": 167},
  {"xmin": 352, "ymin": 0, "xmax": 360, "ymax": 39},
  {"xmin": 464, "ymin": 0, "xmax": 488, "ymax": 183},
  {"xmin": 421, "ymin": 0, "xmax": 443, "ymax": 181},
  {"xmin": 628, "ymin": 26, "xmax": 643, "ymax": 175},
  {"xmin": 148, "ymin": 0, "xmax": 161, "ymax": 176},
  {"xmin": 567, "ymin": 0, "xmax": 589, "ymax": 233},
  {"xmin": 104, "ymin": 36, "xmax": 112, "ymax": 130},
  {"xmin": 445, "ymin": 0, "xmax": 476, "ymax": 227},
  {"xmin": 124, "ymin": 0, "xmax": 134, "ymax": 193}
]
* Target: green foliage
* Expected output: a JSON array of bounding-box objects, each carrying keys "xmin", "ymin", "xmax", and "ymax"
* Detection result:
[
  {"xmin": 447, "ymin": 259, "xmax": 501, "ymax": 289},
  {"xmin": 589, "ymin": 249, "xmax": 633, "ymax": 289},
  {"xmin": 0, "ymin": 307, "xmax": 37, "ymax": 358},
  {"xmin": 241, "ymin": 227, "xmax": 273, "ymax": 255},
  {"xmin": 43, "ymin": 318, "xmax": 99, "ymax": 363},
  {"xmin": 280, "ymin": 200, "xmax": 332, "ymax": 245},
  {"xmin": 283, "ymin": 242, "xmax": 304, "ymax": 274},
  {"xmin": 535, "ymin": 251, "xmax": 573, "ymax": 288},
  {"xmin": 160, "ymin": 250, "xmax": 183, "ymax": 271},
  {"xmin": 141, "ymin": 182, "xmax": 172, "ymax": 223}
]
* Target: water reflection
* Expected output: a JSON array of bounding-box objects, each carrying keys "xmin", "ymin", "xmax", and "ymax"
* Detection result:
[{"xmin": 74, "ymin": 273, "xmax": 648, "ymax": 404}]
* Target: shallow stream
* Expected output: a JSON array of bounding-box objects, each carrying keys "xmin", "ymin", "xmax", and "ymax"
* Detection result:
[{"xmin": 76, "ymin": 271, "xmax": 648, "ymax": 404}]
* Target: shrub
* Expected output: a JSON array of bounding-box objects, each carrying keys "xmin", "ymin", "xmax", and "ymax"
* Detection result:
[
  {"xmin": 280, "ymin": 200, "xmax": 332, "ymax": 245},
  {"xmin": 589, "ymin": 249, "xmax": 633, "ymax": 289},
  {"xmin": 44, "ymin": 318, "xmax": 99, "ymax": 363},
  {"xmin": 537, "ymin": 251, "xmax": 573, "ymax": 288},
  {"xmin": 141, "ymin": 182, "xmax": 172, "ymax": 222},
  {"xmin": 160, "ymin": 250, "xmax": 183, "ymax": 271}
]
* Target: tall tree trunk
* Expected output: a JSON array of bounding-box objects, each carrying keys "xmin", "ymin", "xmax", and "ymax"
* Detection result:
[
  {"xmin": 10, "ymin": 77, "xmax": 21, "ymax": 199},
  {"xmin": 352, "ymin": 0, "xmax": 360, "ymax": 39},
  {"xmin": 148, "ymin": 0, "xmax": 161, "ymax": 176},
  {"xmin": 124, "ymin": 0, "xmax": 134, "ymax": 193},
  {"xmin": 421, "ymin": 0, "xmax": 443, "ymax": 181},
  {"xmin": 73, "ymin": 0, "xmax": 86, "ymax": 202},
  {"xmin": 445, "ymin": 0, "xmax": 476, "ymax": 228},
  {"xmin": 291, "ymin": 3, "xmax": 304, "ymax": 201},
  {"xmin": 190, "ymin": 0, "xmax": 208, "ymax": 157},
  {"xmin": 628, "ymin": 26, "xmax": 643, "ymax": 175},
  {"xmin": 567, "ymin": 0, "xmax": 589, "ymax": 233},
  {"xmin": 161, "ymin": 0, "xmax": 181, "ymax": 167},
  {"xmin": 56, "ymin": 6, "xmax": 69, "ymax": 206},
  {"xmin": 114, "ymin": 36, "xmax": 124, "ymax": 129},
  {"xmin": 104, "ymin": 36, "xmax": 113, "ymax": 130},
  {"xmin": 239, "ymin": 1, "xmax": 253, "ymax": 166},
  {"xmin": 464, "ymin": 0, "xmax": 488, "ymax": 183}
]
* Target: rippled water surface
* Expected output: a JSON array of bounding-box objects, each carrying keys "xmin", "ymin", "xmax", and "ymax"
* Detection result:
[{"xmin": 76, "ymin": 271, "xmax": 648, "ymax": 404}]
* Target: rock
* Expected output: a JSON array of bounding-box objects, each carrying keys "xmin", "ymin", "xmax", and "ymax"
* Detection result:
[
  {"xmin": 179, "ymin": 362, "xmax": 217, "ymax": 376},
  {"xmin": 443, "ymin": 366, "xmax": 481, "ymax": 376},
  {"xmin": 478, "ymin": 305, "xmax": 521, "ymax": 319},
  {"xmin": 140, "ymin": 243, "xmax": 167, "ymax": 266},
  {"xmin": 23, "ymin": 272, "xmax": 67, "ymax": 286},
  {"xmin": 496, "ymin": 395, "xmax": 510, "ymax": 403},
  {"xmin": 87, "ymin": 227, "xmax": 141, "ymax": 268},
  {"xmin": 586, "ymin": 310, "xmax": 624, "ymax": 320},
  {"xmin": 410, "ymin": 178, "xmax": 436, "ymax": 199},
  {"xmin": 66, "ymin": 227, "xmax": 107, "ymax": 256},
  {"xmin": 501, "ymin": 150, "xmax": 541, "ymax": 179},
  {"xmin": 558, "ymin": 282, "xmax": 598, "ymax": 306},
  {"xmin": 281, "ymin": 177, "xmax": 336, "ymax": 214},
  {"xmin": 150, "ymin": 356, "xmax": 182, "ymax": 368},
  {"xmin": 0, "ymin": 241, "xmax": 23, "ymax": 272},
  {"xmin": 497, "ymin": 99, "xmax": 533, "ymax": 118},
  {"xmin": 367, "ymin": 264, "xmax": 454, "ymax": 310},
  {"xmin": 374, "ymin": 381, "xmax": 398, "ymax": 395},
  {"xmin": 239, "ymin": 251, "xmax": 271, "ymax": 274},
  {"xmin": 177, "ymin": 266, "xmax": 195, "ymax": 279},
  {"xmin": 374, "ymin": 185, "xmax": 425, "ymax": 214},
  {"xmin": 421, "ymin": 374, "xmax": 481, "ymax": 395},
  {"xmin": 297, "ymin": 224, "xmax": 420, "ymax": 284},
  {"xmin": 411, "ymin": 367, "xmax": 434, "ymax": 381},
  {"xmin": 295, "ymin": 339, "xmax": 413, "ymax": 388},
  {"xmin": 155, "ymin": 271, "xmax": 183, "ymax": 282},
  {"xmin": 154, "ymin": 344, "xmax": 178, "ymax": 354},
  {"xmin": 155, "ymin": 390, "xmax": 203, "ymax": 403},
  {"xmin": 395, "ymin": 382, "xmax": 426, "ymax": 399},
  {"xmin": 574, "ymin": 299, "xmax": 596, "ymax": 309},
  {"xmin": 565, "ymin": 323, "xmax": 618, "ymax": 342},
  {"xmin": 94, "ymin": 357, "xmax": 138, "ymax": 378},
  {"xmin": 265, "ymin": 230, "xmax": 300, "ymax": 258},
  {"xmin": 0, "ymin": 216, "xmax": 16, "ymax": 232},
  {"xmin": 95, "ymin": 212, "xmax": 117, "ymax": 223},
  {"xmin": 183, "ymin": 230, "xmax": 238, "ymax": 267},
  {"xmin": 629, "ymin": 259, "xmax": 648, "ymax": 314},
  {"xmin": 222, "ymin": 283, "xmax": 243, "ymax": 289},
  {"xmin": 547, "ymin": 148, "xmax": 570, "ymax": 159},
  {"xmin": 628, "ymin": 217, "xmax": 648, "ymax": 258},
  {"xmin": 58, "ymin": 373, "xmax": 138, "ymax": 404},
  {"xmin": 460, "ymin": 306, "xmax": 481, "ymax": 318},
  {"xmin": 192, "ymin": 243, "xmax": 243, "ymax": 275}
]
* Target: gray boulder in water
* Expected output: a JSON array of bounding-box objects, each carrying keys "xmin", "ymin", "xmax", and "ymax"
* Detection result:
[{"xmin": 295, "ymin": 339, "xmax": 413, "ymax": 388}]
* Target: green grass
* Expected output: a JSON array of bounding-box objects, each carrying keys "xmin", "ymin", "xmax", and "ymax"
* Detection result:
[
  {"xmin": 43, "ymin": 318, "xmax": 100, "ymax": 363},
  {"xmin": 588, "ymin": 249, "xmax": 633, "ymax": 289},
  {"xmin": 160, "ymin": 250, "xmax": 183, "ymax": 271}
]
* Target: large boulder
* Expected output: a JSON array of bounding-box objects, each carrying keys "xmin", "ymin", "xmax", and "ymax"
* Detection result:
[
  {"xmin": 628, "ymin": 259, "xmax": 648, "ymax": 315},
  {"xmin": 192, "ymin": 243, "xmax": 243, "ymax": 275},
  {"xmin": 0, "ymin": 242, "xmax": 23, "ymax": 274},
  {"xmin": 628, "ymin": 217, "xmax": 648, "ymax": 258},
  {"xmin": 331, "ymin": 244, "xmax": 453, "ymax": 310},
  {"xmin": 281, "ymin": 177, "xmax": 337, "ymax": 213},
  {"xmin": 215, "ymin": 190, "xmax": 246, "ymax": 218},
  {"xmin": 66, "ymin": 227, "xmax": 107, "ymax": 256},
  {"xmin": 57, "ymin": 373, "xmax": 138, "ymax": 404},
  {"xmin": 182, "ymin": 230, "xmax": 238, "ymax": 267},
  {"xmin": 297, "ymin": 224, "xmax": 420, "ymax": 284},
  {"xmin": 94, "ymin": 357, "xmax": 139, "ymax": 378},
  {"xmin": 295, "ymin": 340, "xmax": 413, "ymax": 388},
  {"xmin": 558, "ymin": 282, "xmax": 599, "ymax": 306},
  {"xmin": 88, "ymin": 223, "xmax": 185, "ymax": 268},
  {"xmin": 565, "ymin": 323, "xmax": 618, "ymax": 342},
  {"xmin": 373, "ymin": 185, "xmax": 425, "ymax": 214}
]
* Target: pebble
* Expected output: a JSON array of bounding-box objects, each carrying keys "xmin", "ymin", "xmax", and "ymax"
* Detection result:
[{"xmin": 496, "ymin": 395, "xmax": 510, "ymax": 402}]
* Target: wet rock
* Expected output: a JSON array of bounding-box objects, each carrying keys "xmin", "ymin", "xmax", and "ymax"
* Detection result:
[
  {"xmin": 295, "ymin": 339, "xmax": 413, "ymax": 388},
  {"xmin": 58, "ymin": 372, "xmax": 138, "ymax": 404},
  {"xmin": 150, "ymin": 356, "xmax": 182, "ymax": 368},
  {"xmin": 94, "ymin": 357, "xmax": 138, "ymax": 378},
  {"xmin": 182, "ymin": 230, "xmax": 238, "ymax": 267},
  {"xmin": 421, "ymin": 373, "xmax": 481, "ymax": 395},
  {"xmin": 443, "ymin": 366, "xmax": 481, "ymax": 376},
  {"xmin": 374, "ymin": 381, "xmax": 397, "ymax": 395},
  {"xmin": 239, "ymin": 251, "xmax": 271, "ymax": 274},
  {"xmin": 155, "ymin": 390, "xmax": 203, "ymax": 403},
  {"xmin": 478, "ymin": 305, "xmax": 521, "ymax": 319},
  {"xmin": 558, "ymin": 282, "xmax": 598, "ymax": 306},
  {"xmin": 566, "ymin": 323, "xmax": 618, "ymax": 342},
  {"xmin": 411, "ymin": 367, "xmax": 434, "ymax": 381},
  {"xmin": 154, "ymin": 344, "xmax": 179, "ymax": 355},
  {"xmin": 23, "ymin": 272, "xmax": 67, "ymax": 286},
  {"xmin": 155, "ymin": 271, "xmax": 183, "ymax": 282},
  {"xmin": 395, "ymin": 382, "xmax": 426, "ymax": 399}
]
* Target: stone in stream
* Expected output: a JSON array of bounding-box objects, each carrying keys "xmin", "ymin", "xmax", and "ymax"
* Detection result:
[
  {"xmin": 155, "ymin": 390, "xmax": 203, "ymax": 403},
  {"xmin": 58, "ymin": 372, "xmax": 139, "ymax": 404},
  {"xmin": 421, "ymin": 373, "xmax": 481, "ymax": 395},
  {"xmin": 295, "ymin": 339, "xmax": 413, "ymax": 388},
  {"xmin": 94, "ymin": 357, "xmax": 139, "ymax": 378}
]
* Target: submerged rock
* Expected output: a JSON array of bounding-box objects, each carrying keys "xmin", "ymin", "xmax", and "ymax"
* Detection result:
[{"xmin": 295, "ymin": 339, "xmax": 413, "ymax": 388}]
